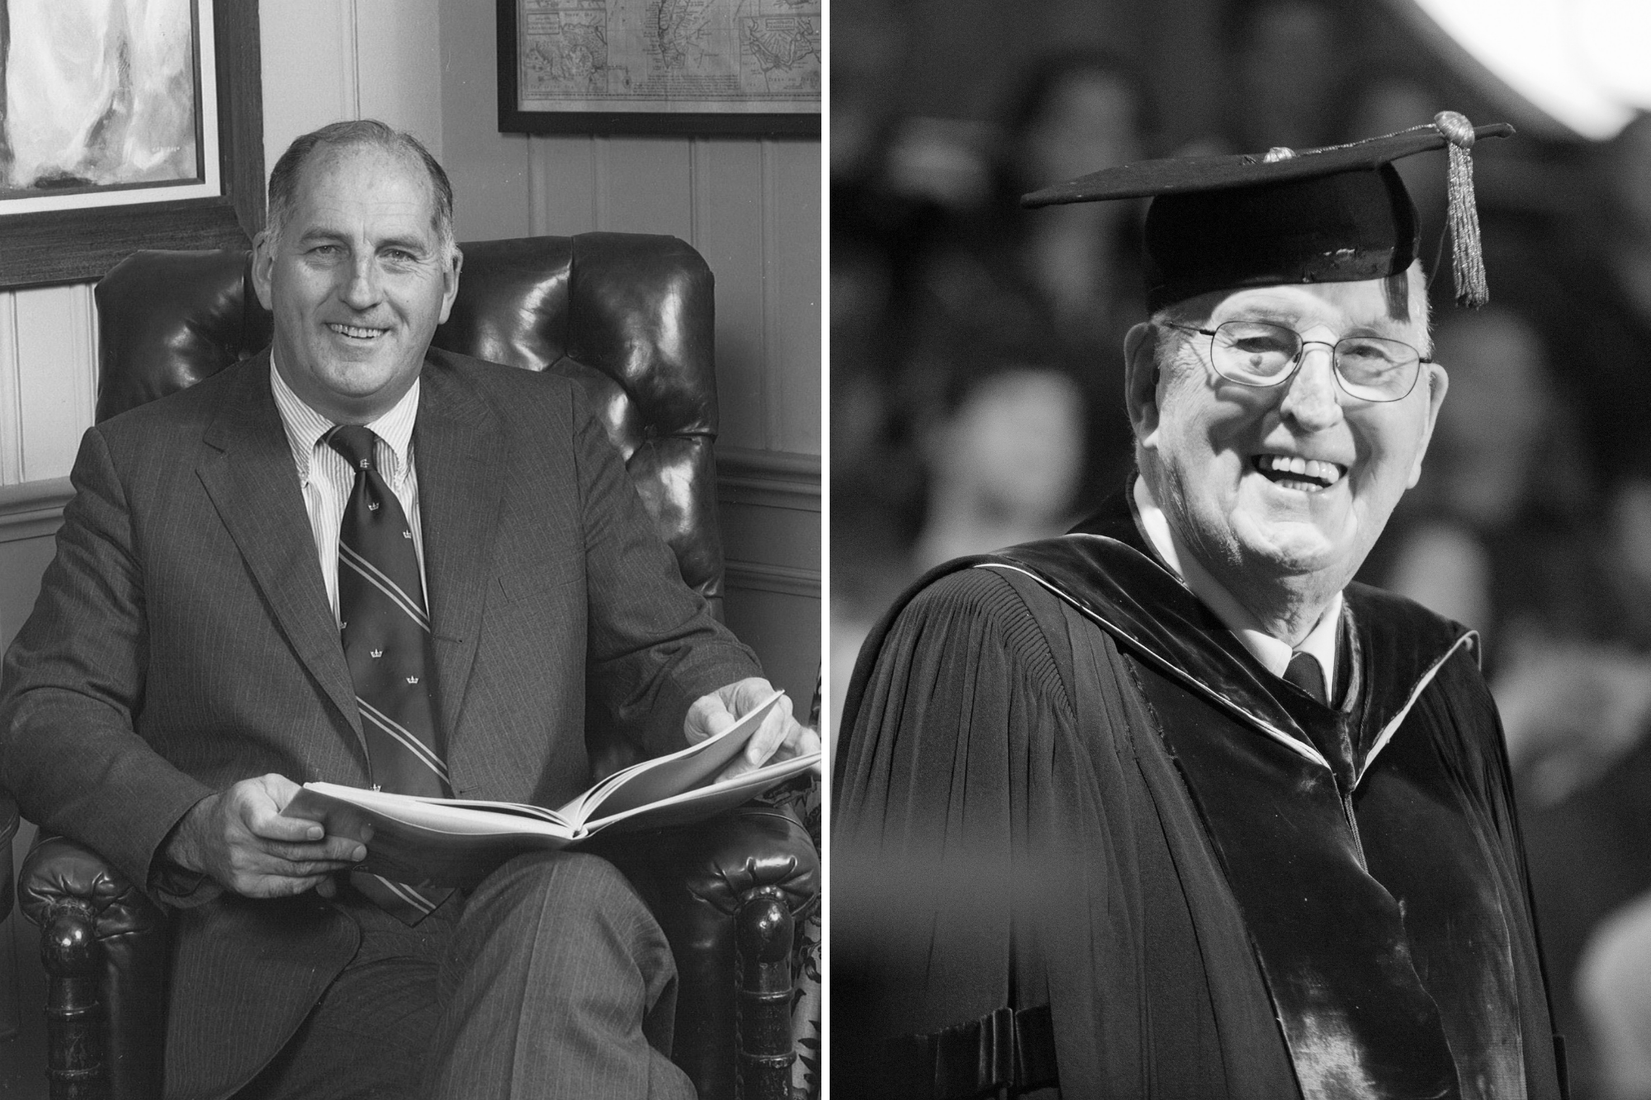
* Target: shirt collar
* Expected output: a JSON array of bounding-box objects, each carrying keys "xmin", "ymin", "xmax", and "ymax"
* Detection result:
[
  {"xmin": 1132, "ymin": 476, "xmax": 1340, "ymax": 685},
  {"xmin": 269, "ymin": 353, "xmax": 421, "ymax": 484}
]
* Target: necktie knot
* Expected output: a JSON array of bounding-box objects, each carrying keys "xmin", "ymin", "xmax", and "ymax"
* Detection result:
[
  {"xmin": 327, "ymin": 424, "xmax": 378, "ymax": 471},
  {"xmin": 1285, "ymin": 650, "xmax": 1329, "ymax": 706}
]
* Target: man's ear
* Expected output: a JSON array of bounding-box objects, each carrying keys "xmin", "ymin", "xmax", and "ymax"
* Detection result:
[
  {"xmin": 1123, "ymin": 322, "xmax": 1162, "ymax": 448},
  {"xmin": 437, "ymin": 247, "xmax": 463, "ymax": 325},
  {"xmin": 250, "ymin": 229, "xmax": 275, "ymax": 312},
  {"xmin": 1407, "ymin": 361, "xmax": 1450, "ymax": 488}
]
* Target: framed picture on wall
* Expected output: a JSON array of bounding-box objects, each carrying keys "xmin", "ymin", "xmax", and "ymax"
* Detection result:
[
  {"xmin": 496, "ymin": 0, "xmax": 820, "ymax": 136},
  {"xmin": 0, "ymin": 0, "xmax": 264, "ymax": 291}
]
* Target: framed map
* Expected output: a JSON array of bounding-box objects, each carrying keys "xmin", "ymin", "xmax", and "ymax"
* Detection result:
[{"xmin": 496, "ymin": 0, "xmax": 820, "ymax": 135}]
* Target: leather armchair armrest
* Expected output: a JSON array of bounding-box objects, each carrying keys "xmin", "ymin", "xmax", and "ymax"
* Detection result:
[
  {"xmin": 19, "ymin": 835, "xmax": 169, "ymax": 1100},
  {"xmin": 594, "ymin": 802, "xmax": 821, "ymax": 1100}
]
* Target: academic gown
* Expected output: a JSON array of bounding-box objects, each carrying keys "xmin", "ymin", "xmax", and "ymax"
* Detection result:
[{"xmin": 833, "ymin": 487, "xmax": 1564, "ymax": 1100}]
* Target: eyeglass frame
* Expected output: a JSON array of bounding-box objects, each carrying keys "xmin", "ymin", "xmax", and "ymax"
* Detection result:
[{"xmin": 1159, "ymin": 319, "xmax": 1434, "ymax": 403}]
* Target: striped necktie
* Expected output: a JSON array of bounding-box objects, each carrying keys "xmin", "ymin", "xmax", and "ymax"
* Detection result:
[{"xmin": 328, "ymin": 424, "xmax": 452, "ymax": 923}]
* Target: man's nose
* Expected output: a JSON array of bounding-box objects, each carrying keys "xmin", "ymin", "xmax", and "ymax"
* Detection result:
[
  {"xmin": 1279, "ymin": 343, "xmax": 1344, "ymax": 430},
  {"xmin": 339, "ymin": 255, "xmax": 383, "ymax": 309}
]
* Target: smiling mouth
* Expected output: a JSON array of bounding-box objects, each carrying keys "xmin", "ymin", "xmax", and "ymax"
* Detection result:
[
  {"xmin": 1253, "ymin": 453, "xmax": 1347, "ymax": 492},
  {"xmin": 328, "ymin": 322, "xmax": 387, "ymax": 340}
]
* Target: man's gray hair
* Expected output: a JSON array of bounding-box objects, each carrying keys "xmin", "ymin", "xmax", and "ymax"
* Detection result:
[{"xmin": 264, "ymin": 120, "xmax": 456, "ymax": 253}]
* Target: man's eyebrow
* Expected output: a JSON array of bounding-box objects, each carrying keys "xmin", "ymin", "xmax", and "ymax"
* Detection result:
[
  {"xmin": 296, "ymin": 226, "xmax": 349, "ymax": 245},
  {"xmin": 1223, "ymin": 300, "xmax": 1305, "ymax": 324},
  {"xmin": 1219, "ymin": 299, "xmax": 1414, "ymax": 338},
  {"xmin": 290, "ymin": 224, "xmax": 432, "ymax": 251},
  {"xmin": 376, "ymin": 233, "xmax": 434, "ymax": 255}
]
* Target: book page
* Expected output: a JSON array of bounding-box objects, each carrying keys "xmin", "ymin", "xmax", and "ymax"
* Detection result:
[
  {"xmin": 587, "ymin": 750, "xmax": 819, "ymax": 833},
  {"xmin": 285, "ymin": 785, "xmax": 582, "ymax": 889},
  {"xmin": 290, "ymin": 783, "xmax": 578, "ymax": 835},
  {"xmin": 557, "ymin": 689, "xmax": 786, "ymax": 823}
]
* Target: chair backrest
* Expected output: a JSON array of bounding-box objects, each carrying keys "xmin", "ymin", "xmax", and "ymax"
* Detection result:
[{"xmin": 92, "ymin": 233, "xmax": 725, "ymax": 616}]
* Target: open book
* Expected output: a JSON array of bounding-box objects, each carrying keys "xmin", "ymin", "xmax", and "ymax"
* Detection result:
[{"xmin": 285, "ymin": 690, "xmax": 817, "ymax": 888}]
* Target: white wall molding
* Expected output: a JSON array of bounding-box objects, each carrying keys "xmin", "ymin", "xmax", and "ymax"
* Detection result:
[
  {"xmin": 716, "ymin": 446, "xmax": 820, "ymax": 513},
  {"xmin": 0, "ymin": 477, "xmax": 72, "ymax": 544},
  {"xmin": 725, "ymin": 559, "xmax": 820, "ymax": 598}
]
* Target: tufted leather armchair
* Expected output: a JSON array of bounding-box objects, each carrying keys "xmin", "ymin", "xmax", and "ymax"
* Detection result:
[{"xmin": 14, "ymin": 234, "xmax": 819, "ymax": 1100}]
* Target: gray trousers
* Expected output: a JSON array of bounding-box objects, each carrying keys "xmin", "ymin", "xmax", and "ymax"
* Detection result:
[{"xmin": 236, "ymin": 851, "xmax": 694, "ymax": 1100}]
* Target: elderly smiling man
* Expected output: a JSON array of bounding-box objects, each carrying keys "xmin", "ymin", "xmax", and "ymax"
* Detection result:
[{"xmin": 834, "ymin": 116, "xmax": 1565, "ymax": 1100}]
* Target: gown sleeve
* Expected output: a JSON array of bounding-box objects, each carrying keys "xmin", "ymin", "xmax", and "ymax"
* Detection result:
[{"xmin": 832, "ymin": 565, "xmax": 1080, "ymax": 1091}]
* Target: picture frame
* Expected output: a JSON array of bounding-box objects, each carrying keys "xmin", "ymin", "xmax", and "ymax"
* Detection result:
[
  {"xmin": 0, "ymin": 0, "xmax": 265, "ymax": 291},
  {"xmin": 496, "ymin": 0, "xmax": 820, "ymax": 137}
]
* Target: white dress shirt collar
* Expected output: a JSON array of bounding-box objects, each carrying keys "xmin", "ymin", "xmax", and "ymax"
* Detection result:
[
  {"xmin": 269, "ymin": 353, "xmax": 420, "ymax": 485},
  {"xmin": 1131, "ymin": 477, "xmax": 1341, "ymax": 688}
]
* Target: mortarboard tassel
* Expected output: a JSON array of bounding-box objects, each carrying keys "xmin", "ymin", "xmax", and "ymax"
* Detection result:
[{"xmin": 1434, "ymin": 110, "xmax": 1489, "ymax": 308}]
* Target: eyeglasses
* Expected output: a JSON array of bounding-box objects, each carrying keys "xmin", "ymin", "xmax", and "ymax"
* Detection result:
[{"xmin": 1163, "ymin": 319, "xmax": 1431, "ymax": 403}]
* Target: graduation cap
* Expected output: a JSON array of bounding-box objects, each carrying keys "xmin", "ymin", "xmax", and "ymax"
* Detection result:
[{"xmin": 1022, "ymin": 111, "xmax": 1513, "ymax": 311}]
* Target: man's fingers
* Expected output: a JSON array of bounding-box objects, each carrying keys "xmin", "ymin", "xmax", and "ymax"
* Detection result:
[
  {"xmin": 251, "ymin": 812, "xmax": 327, "ymax": 843},
  {"xmin": 262, "ymin": 837, "xmax": 366, "ymax": 864},
  {"xmin": 745, "ymin": 696, "xmax": 796, "ymax": 766},
  {"xmin": 234, "ymin": 774, "xmax": 321, "ymax": 842},
  {"xmin": 228, "ymin": 847, "xmax": 359, "ymax": 880},
  {"xmin": 684, "ymin": 693, "xmax": 737, "ymax": 744},
  {"xmin": 776, "ymin": 725, "xmax": 823, "ymax": 761},
  {"xmin": 270, "ymin": 856, "xmax": 360, "ymax": 878},
  {"xmin": 702, "ymin": 698, "xmax": 740, "ymax": 737},
  {"xmin": 236, "ymin": 872, "xmax": 340, "ymax": 899}
]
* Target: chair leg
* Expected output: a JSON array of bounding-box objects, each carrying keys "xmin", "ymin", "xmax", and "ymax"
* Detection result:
[
  {"xmin": 735, "ymin": 887, "xmax": 795, "ymax": 1100},
  {"xmin": 40, "ymin": 899, "xmax": 108, "ymax": 1100}
]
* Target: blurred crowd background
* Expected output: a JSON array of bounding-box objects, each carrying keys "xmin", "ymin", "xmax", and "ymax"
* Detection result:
[{"xmin": 829, "ymin": 0, "xmax": 1651, "ymax": 1096}]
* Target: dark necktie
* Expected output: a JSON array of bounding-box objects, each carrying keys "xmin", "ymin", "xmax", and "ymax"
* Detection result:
[
  {"xmin": 328, "ymin": 425, "xmax": 452, "ymax": 923},
  {"xmin": 1284, "ymin": 650, "xmax": 1330, "ymax": 707}
]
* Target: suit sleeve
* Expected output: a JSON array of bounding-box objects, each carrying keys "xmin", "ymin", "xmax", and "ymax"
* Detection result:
[
  {"xmin": 568, "ymin": 388, "xmax": 761, "ymax": 762},
  {"xmin": 0, "ymin": 426, "xmax": 215, "ymax": 898}
]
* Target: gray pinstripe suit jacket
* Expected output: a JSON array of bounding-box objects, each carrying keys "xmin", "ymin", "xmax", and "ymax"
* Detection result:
[{"xmin": 0, "ymin": 349, "xmax": 759, "ymax": 1098}]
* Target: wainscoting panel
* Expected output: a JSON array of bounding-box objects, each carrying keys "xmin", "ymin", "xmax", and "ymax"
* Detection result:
[
  {"xmin": 717, "ymin": 447, "xmax": 821, "ymax": 712},
  {"xmin": 4, "ymin": 285, "xmax": 97, "ymax": 487}
]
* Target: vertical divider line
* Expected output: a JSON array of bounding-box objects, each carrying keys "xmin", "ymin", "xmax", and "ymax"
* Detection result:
[{"xmin": 0, "ymin": 292, "xmax": 23, "ymax": 486}]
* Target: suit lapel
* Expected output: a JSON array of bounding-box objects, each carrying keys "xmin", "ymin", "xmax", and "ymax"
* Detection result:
[
  {"xmin": 414, "ymin": 353, "xmax": 506, "ymax": 745},
  {"xmin": 196, "ymin": 355, "xmax": 364, "ymax": 750}
]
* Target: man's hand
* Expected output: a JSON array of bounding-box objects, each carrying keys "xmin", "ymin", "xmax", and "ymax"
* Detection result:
[
  {"xmin": 164, "ymin": 774, "xmax": 365, "ymax": 898},
  {"xmin": 685, "ymin": 677, "xmax": 821, "ymax": 782}
]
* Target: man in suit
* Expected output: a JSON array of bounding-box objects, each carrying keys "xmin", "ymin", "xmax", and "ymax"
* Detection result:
[{"xmin": 0, "ymin": 120, "xmax": 814, "ymax": 1099}]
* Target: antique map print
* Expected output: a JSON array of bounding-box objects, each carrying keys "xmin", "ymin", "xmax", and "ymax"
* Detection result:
[{"xmin": 516, "ymin": 0, "xmax": 820, "ymax": 114}]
